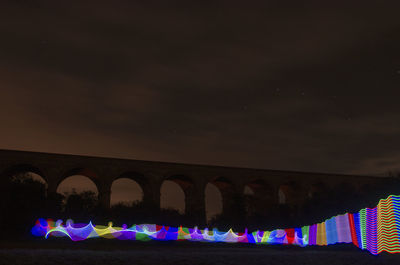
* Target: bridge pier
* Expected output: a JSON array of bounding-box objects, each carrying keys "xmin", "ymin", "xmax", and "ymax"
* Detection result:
[
  {"xmin": 98, "ymin": 183, "xmax": 111, "ymax": 209},
  {"xmin": 185, "ymin": 183, "xmax": 206, "ymax": 226},
  {"xmin": 143, "ymin": 183, "xmax": 161, "ymax": 210},
  {"xmin": 47, "ymin": 179, "xmax": 59, "ymax": 195}
]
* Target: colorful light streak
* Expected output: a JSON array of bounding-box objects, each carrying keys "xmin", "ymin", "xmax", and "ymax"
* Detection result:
[{"xmin": 32, "ymin": 195, "xmax": 400, "ymax": 255}]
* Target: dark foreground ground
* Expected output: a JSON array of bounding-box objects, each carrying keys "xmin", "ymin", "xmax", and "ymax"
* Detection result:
[{"xmin": 0, "ymin": 238, "xmax": 399, "ymax": 265}]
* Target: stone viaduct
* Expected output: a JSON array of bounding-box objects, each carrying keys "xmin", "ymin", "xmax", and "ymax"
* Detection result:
[{"xmin": 0, "ymin": 149, "xmax": 386, "ymax": 224}]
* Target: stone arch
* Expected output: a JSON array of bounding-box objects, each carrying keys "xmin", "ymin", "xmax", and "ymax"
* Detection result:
[
  {"xmin": 243, "ymin": 179, "xmax": 274, "ymax": 216},
  {"xmin": 244, "ymin": 179, "xmax": 273, "ymax": 197},
  {"xmin": 210, "ymin": 177, "xmax": 233, "ymax": 191},
  {"xmin": 56, "ymin": 171, "xmax": 100, "ymax": 214},
  {"xmin": 56, "ymin": 168, "xmax": 100, "ymax": 196},
  {"xmin": 160, "ymin": 175, "xmax": 193, "ymax": 214},
  {"xmin": 2, "ymin": 164, "xmax": 47, "ymax": 185},
  {"xmin": 206, "ymin": 177, "xmax": 237, "ymax": 219},
  {"xmin": 117, "ymin": 171, "xmax": 147, "ymax": 185},
  {"xmin": 117, "ymin": 171, "xmax": 158, "ymax": 208},
  {"xmin": 60, "ymin": 168, "xmax": 99, "ymax": 185},
  {"xmin": 1, "ymin": 164, "xmax": 48, "ymax": 199},
  {"xmin": 278, "ymin": 181, "xmax": 299, "ymax": 205},
  {"xmin": 110, "ymin": 172, "xmax": 145, "ymax": 206}
]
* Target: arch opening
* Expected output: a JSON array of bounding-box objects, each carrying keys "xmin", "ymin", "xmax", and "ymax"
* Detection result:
[
  {"xmin": 8, "ymin": 171, "xmax": 48, "ymax": 205},
  {"xmin": 57, "ymin": 175, "xmax": 99, "ymax": 213},
  {"xmin": 111, "ymin": 178, "xmax": 143, "ymax": 206},
  {"xmin": 244, "ymin": 185, "xmax": 255, "ymax": 195},
  {"xmin": 2, "ymin": 167, "xmax": 48, "ymax": 232},
  {"xmin": 4, "ymin": 164, "xmax": 47, "ymax": 188},
  {"xmin": 160, "ymin": 180, "xmax": 185, "ymax": 214},
  {"xmin": 11, "ymin": 171, "xmax": 47, "ymax": 188},
  {"xmin": 278, "ymin": 182, "xmax": 298, "ymax": 205},
  {"xmin": 244, "ymin": 180, "xmax": 274, "ymax": 217},
  {"xmin": 278, "ymin": 187, "xmax": 286, "ymax": 205},
  {"xmin": 57, "ymin": 175, "xmax": 99, "ymax": 196},
  {"xmin": 244, "ymin": 180, "xmax": 270, "ymax": 197}
]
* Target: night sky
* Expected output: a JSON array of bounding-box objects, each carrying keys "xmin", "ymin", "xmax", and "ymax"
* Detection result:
[{"xmin": 1, "ymin": 1, "xmax": 400, "ymax": 176}]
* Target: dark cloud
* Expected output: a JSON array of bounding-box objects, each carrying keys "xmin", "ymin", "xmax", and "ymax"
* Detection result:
[{"xmin": 1, "ymin": 0, "xmax": 400, "ymax": 175}]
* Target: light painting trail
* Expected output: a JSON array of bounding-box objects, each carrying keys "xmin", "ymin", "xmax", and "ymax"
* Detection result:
[{"xmin": 32, "ymin": 195, "xmax": 400, "ymax": 255}]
